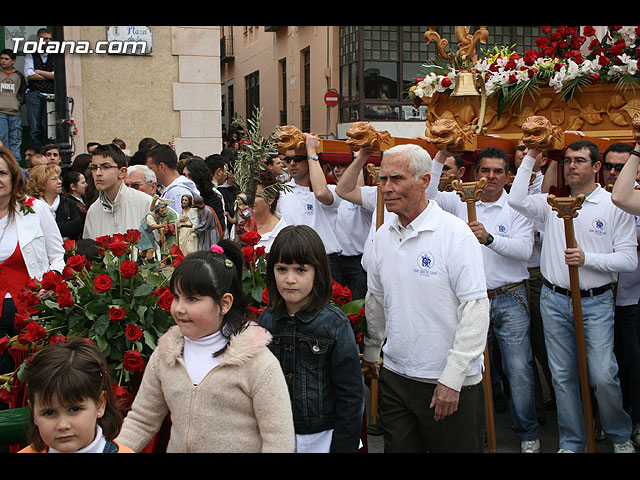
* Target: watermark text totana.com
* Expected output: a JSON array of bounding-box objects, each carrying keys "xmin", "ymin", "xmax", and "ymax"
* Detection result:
[{"xmin": 12, "ymin": 37, "xmax": 148, "ymax": 55}]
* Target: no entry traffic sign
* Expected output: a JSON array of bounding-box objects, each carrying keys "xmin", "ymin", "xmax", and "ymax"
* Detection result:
[{"xmin": 324, "ymin": 90, "xmax": 339, "ymax": 107}]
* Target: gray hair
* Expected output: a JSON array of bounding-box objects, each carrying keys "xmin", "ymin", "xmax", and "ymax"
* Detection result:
[
  {"xmin": 382, "ymin": 143, "xmax": 432, "ymax": 179},
  {"xmin": 126, "ymin": 164, "xmax": 157, "ymax": 184}
]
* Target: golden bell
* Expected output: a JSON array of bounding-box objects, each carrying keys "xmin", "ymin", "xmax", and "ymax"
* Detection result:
[{"xmin": 450, "ymin": 71, "xmax": 480, "ymax": 97}]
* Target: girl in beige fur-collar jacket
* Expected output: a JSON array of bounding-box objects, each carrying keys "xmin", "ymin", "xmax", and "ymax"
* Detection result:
[{"xmin": 116, "ymin": 241, "xmax": 295, "ymax": 453}]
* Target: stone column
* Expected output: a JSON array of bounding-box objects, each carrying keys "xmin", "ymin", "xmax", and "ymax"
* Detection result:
[{"xmin": 171, "ymin": 26, "xmax": 222, "ymax": 158}]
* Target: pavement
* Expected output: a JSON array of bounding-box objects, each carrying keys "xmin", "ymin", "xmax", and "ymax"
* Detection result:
[{"xmin": 362, "ymin": 381, "xmax": 630, "ymax": 454}]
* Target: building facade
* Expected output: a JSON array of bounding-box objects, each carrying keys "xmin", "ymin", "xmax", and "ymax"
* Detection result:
[
  {"xmin": 220, "ymin": 26, "xmax": 550, "ymax": 140},
  {"xmin": 0, "ymin": 25, "xmax": 223, "ymax": 161}
]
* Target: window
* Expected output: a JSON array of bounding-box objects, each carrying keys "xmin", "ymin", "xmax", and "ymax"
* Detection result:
[
  {"xmin": 338, "ymin": 26, "xmax": 556, "ymax": 123},
  {"xmin": 301, "ymin": 49, "xmax": 310, "ymax": 132},
  {"xmin": 245, "ymin": 71, "xmax": 259, "ymax": 119},
  {"xmin": 280, "ymin": 58, "xmax": 287, "ymax": 125}
]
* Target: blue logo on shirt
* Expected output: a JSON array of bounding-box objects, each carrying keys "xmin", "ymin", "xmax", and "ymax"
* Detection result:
[
  {"xmin": 589, "ymin": 217, "xmax": 607, "ymax": 236},
  {"xmin": 414, "ymin": 251, "xmax": 437, "ymax": 277},
  {"xmin": 305, "ymin": 203, "xmax": 314, "ymax": 215},
  {"xmin": 496, "ymin": 223, "xmax": 508, "ymax": 234}
]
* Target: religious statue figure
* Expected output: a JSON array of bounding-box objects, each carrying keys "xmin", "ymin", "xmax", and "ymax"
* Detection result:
[
  {"xmin": 192, "ymin": 195, "xmax": 221, "ymax": 252},
  {"xmin": 225, "ymin": 192, "xmax": 257, "ymax": 238},
  {"xmin": 177, "ymin": 194, "xmax": 199, "ymax": 256},
  {"xmin": 138, "ymin": 195, "xmax": 178, "ymax": 263}
]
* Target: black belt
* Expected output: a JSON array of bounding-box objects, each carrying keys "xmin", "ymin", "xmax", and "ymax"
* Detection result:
[
  {"xmin": 487, "ymin": 282, "xmax": 524, "ymax": 299},
  {"xmin": 542, "ymin": 278, "xmax": 613, "ymax": 298}
]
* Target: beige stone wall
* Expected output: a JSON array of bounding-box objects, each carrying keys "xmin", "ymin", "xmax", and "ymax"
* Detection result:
[{"xmin": 65, "ymin": 26, "xmax": 221, "ymax": 158}]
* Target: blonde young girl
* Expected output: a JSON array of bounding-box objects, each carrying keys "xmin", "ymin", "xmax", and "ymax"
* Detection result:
[
  {"xmin": 259, "ymin": 225, "xmax": 364, "ymax": 453},
  {"xmin": 19, "ymin": 338, "xmax": 132, "ymax": 453},
  {"xmin": 116, "ymin": 239, "xmax": 295, "ymax": 452}
]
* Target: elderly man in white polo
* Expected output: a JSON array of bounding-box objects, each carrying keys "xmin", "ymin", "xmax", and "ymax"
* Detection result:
[{"xmin": 361, "ymin": 143, "xmax": 490, "ymax": 453}]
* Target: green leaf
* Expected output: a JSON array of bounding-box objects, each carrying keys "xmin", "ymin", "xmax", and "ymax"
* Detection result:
[
  {"xmin": 133, "ymin": 283, "xmax": 155, "ymax": 297},
  {"xmin": 93, "ymin": 314, "xmax": 111, "ymax": 336},
  {"xmin": 143, "ymin": 330, "xmax": 157, "ymax": 350}
]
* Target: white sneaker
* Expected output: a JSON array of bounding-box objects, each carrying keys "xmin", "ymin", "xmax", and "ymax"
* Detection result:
[
  {"xmin": 521, "ymin": 439, "xmax": 540, "ymax": 453},
  {"xmin": 613, "ymin": 440, "xmax": 636, "ymax": 453},
  {"xmin": 557, "ymin": 448, "xmax": 575, "ymax": 453},
  {"xmin": 632, "ymin": 424, "xmax": 640, "ymax": 448}
]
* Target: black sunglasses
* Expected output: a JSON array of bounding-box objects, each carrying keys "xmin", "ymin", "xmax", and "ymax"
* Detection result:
[
  {"xmin": 602, "ymin": 162, "xmax": 624, "ymax": 172},
  {"xmin": 283, "ymin": 155, "xmax": 307, "ymax": 164}
]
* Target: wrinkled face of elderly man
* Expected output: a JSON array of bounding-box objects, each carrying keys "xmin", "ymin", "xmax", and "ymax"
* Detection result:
[
  {"xmin": 125, "ymin": 168, "xmax": 157, "ymax": 196},
  {"xmin": 379, "ymin": 146, "xmax": 431, "ymax": 226}
]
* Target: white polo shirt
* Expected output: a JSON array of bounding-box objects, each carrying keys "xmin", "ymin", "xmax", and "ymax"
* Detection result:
[
  {"xmin": 367, "ymin": 200, "xmax": 488, "ymax": 382},
  {"xmin": 331, "ymin": 184, "xmax": 373, "ymax": 257},
  {"xmin": 276, "ymin": 179, "xmax": 342, "ymax": 254},
  {"xmin": 360, "ymin": 186, "xmax": 394, "ymax": 271},
  {"xmin": 525, "ymin": 171, "xmax": 545, "ymax": 269},
  {"xmin": 427, "ymin": 162, "xmax": 534, "ymax": 290},
  {"xmin": 508, "ymin": 154, "xmax": 638, "ymax": 290},
  {"xmin": 615, "ymin": 214, "xmax": 640, "ymax": 306}
]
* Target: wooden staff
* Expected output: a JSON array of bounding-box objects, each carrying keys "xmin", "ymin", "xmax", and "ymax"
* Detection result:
[
  {"xmin": 356, "ymin": 127, "xmax": 390, "ymax": 427},
  {"xmin": 547, "ymin": 193, "xmax": 596, "ymax": 453},
  {"xmin": 451, "ymin": 176, "xmax": 497, "ymax": 453}
]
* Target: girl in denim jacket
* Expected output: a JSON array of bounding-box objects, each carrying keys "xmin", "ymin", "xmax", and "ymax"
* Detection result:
[{"xmin": 260, "ymin": 225, "xmax": 364, "ymax": 453}]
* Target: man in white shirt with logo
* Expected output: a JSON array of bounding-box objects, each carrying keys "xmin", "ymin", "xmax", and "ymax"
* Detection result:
[
  {"xmin": 276, "ymin": 133, "xmax": 342, "ymax": 277},
  {"xmin": 602, "ymin": 142, "xmax": 640, "ymax": 448},
  {"xmin": 361, "ymin": 143, "xmax": 489, "ymax": 452},
  {"xmin": 509, "ymin": 139, "xmax": 637, "ymax": 453},
  {"xmin": 428, "ymin": 146, "xmax": 541, "ymax": 453}
]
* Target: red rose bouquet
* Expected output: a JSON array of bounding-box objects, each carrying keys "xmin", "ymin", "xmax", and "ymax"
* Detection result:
[
  {"xmin": 239, "ymin": 231, "xmax": 269, "ymax": 318},
  {"xmin": 0, "ymin": 230, "xmax": 179, "ymax": 408},
  {"xmin": 330, "ymin": 279, "xmax": 367, "ymax": 345}
]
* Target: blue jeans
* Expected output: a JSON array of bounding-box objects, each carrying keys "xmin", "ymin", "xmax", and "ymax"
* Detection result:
[
  {"xmin": 25, "ymin": 90, "xmax": 48, "ymax": 145},
  {"xmin": 0, "ymin": 114, "xmax": 22, "ymax": 163},
  {"xmin": 488, "ymin": 284, "xmax": 539, "ymax": 441},
  {"xmin": 614, "ymin": 304, "xmax": 640, "ymax": 424},
  {"xmin": 540, "ymin": 285, "xmax": 632, "ymax": 451}
]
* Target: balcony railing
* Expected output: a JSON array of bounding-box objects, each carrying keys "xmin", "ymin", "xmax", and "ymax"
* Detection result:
[{"xmin": 220, "ymin": 36, "xmax": 234, "ymax": 63}]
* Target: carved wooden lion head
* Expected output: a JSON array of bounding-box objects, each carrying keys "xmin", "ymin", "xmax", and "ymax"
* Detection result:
[
  {"xmin": 427, "ymin": 119, "xmax": 469, "ymax": 151},
  {"xmin": 521, "ymin": 115, "xmax": 563, "ymax": 150},
  {"xmin": 275, "ymin": 125, "xmax": 307, "ymax": 154},
  {"xmin": 632, "ymin": 112, "xmax": 640, "ymax": 143},
  {"xmin": 346, "ymin": 121, "xmax": 391, "ymax": 151}
]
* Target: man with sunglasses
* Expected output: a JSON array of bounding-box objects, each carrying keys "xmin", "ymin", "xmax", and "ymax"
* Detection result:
[
  {"xmin": 603, "ymin": 143, "xmax": 634, "ymax": 188},
  {"xmin": 276, "ymin": 133, "xmax": 343, "ymax": 277},
  {"xmin": 83, "ymin": 144, "xmax": 152, "ymax": 240},
  {"xmin": 509, "ymin": 139, "xmax": 637, "ymax": 453},
  {"xmin": 603, "ymin": 142, "xmax": 640, "ymax": 449}
]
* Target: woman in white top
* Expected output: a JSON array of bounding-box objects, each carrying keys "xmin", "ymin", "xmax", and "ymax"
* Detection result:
[
  {"xmin": 0, "ymin": 147, "xmax": 64, "ymax": 387},
  {"xmin": 254, "ymin": 169, "xmax": 287, "ymax": 252}
]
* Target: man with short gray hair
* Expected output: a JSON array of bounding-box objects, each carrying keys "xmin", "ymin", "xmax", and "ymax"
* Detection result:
[
  {"xmin": 125, "ymin": 164, "xmax": 158, "ymax": 197},
  {"xmin": 362, "ymin": 143, "xmax": 489, "ymax": 452}
]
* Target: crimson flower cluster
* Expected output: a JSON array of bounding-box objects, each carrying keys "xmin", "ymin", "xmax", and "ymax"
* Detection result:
[{"xmin": 0, "ymin": 229, "xmax": 177, "ymax": 409}]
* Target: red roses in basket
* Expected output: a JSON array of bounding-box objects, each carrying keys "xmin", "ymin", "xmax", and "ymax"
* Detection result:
[{"xmin": 0, "ymin": 230, "xmax": 176, "ymax": 407}]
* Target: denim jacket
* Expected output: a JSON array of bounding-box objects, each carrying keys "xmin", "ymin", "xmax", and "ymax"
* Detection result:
[{"xmin": 259, "ymin": 302, "xmax": 364, "ymax": 452}]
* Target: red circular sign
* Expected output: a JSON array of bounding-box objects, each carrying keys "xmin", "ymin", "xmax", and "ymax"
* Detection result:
[{"xmin": 324, "ymin": 90, "xmax": 339, "ymax": 107}]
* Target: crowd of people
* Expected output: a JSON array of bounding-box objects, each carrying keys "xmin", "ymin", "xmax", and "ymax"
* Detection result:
[{"xmin": 1, "ymin": 110, "xmax": 640, "ymax": 454}]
